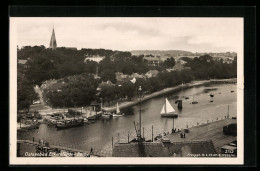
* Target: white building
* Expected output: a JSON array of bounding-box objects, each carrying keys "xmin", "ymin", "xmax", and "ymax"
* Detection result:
[{"xmin": 84, "ymin": 55, "xmax": 105, "ymax": 63}]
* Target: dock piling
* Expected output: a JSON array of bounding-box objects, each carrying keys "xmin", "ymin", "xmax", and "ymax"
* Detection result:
[
  {"xmin": 143, "ymin": 127, "xmax": 144, "ymax": 139},
  {"xmin": 152, "ymin": 125, "xmax": 153, "ymax": 142},
  {"xmin": 227, "ymin": 105, "xmax": 229, "ymax": 118}
]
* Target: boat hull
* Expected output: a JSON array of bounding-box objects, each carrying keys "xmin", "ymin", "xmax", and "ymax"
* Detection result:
[
  {"xmin": 56, "ymin": 122, "xmax": 84, "ymax": 129},
  {"xmin": 161, "ymin": 113, "xmax": 178, "ymax": 118},
  {"xmin": 113, "ymin": 113, "xmax": 124, "ymax": 117},
  {"xmin": 102, "ymin": 114, "xmax": 111, "ymax": 118}
]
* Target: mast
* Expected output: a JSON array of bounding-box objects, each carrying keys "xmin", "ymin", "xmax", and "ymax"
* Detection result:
[
  {"xmin": 173, "ymin": 117, "xmax": 174, "ymax": 130},
  {"xmin": 165, "ymin": 98, "xmax": 167, "ymax": 114},
  {"xmin": 116, "ymin": 102, "xmax": 120, "ymax": 114},
  {"xmin": 138, "ymin": 86, "xmax": 142, "ymax": 141},
  {"xmin": 227, "ymin": 105, "xmax": 229, "ymax": 118}
]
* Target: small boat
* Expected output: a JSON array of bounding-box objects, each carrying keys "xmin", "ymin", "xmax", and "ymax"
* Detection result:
[
  {"xmin": 191, "ymin": 95, "xmax": 198, "ymax": 104},
  {"xmin": 160, "ymin": 98, "xmax": 178, "ymax": 118},
  {"xmin": 113, "ymin": 102, "xmax": 124, "ymax": 117},
  {"xmin": 231, "ymin": 85, "xmax": 234, "ymax": 93},
  {"xmin": 102, "ymin": 111, "xmax": 112, "ymax": 118},
  {"xmin": 83, "ymin": 118, "xmax": 88, "ymax": 123},
  {"xmin": 56, "ymin": 119, "xmax": 84, "ymax": 129}
]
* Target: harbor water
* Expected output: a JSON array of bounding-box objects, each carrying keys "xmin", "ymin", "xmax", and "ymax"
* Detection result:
[{"xmin": 18, "ymin": 83, "xmax": 237, "ymax": 156}]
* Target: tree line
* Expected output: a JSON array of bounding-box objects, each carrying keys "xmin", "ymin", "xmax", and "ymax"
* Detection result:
[{"xmin": 17, "ymin": 46, "xmax": 236, "ymax": 110}]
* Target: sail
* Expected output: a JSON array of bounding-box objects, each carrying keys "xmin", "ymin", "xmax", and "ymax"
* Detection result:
[
  {"xmin": 160, "ymin": 98, "xmax": 175, "ymax": 114},
  {"xmin": 165, "ymin": 98, "xmax": 175, "ymax": 113},
  {"xmin": 160, "ymin": 104, "xmax": 166, "ymax": 114},
  {"xmin": 116, "ymin": 102, "xmax": 120, "ymax": 114}
]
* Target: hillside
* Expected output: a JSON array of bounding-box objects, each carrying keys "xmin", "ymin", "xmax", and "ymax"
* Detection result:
[{"xmin": 131, "ymin": 50, "xmax": 193, "ymax": 57}]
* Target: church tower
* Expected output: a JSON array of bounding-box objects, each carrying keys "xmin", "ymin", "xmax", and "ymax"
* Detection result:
[{"xmin": 49, "ymin": 27, "xmax": 57, "ymax": 50}]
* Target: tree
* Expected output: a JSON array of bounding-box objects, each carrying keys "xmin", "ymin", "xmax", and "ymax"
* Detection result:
[
  {"xmin": 17, "ymin": 79, "xmax": 38, "ymax": 111},
  {"xmin": 120, "ymin": 81, "xmax": 136, "ymax": 100},
  {"xmin": 100, "ymin": 69, "xmax": 116, "ymax": 83},
  {"xmin": 44, "ymin": 74, "xmax": 98, "ymax": 107},
  {"xmin": 163, "ymin": 57, "xmax": 176, "ymax": 68}
]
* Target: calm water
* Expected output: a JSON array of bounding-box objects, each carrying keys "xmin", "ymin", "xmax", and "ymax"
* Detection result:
[{"xmin": 18, "ymin": 83, "xmax": 237, "ymax": 155}]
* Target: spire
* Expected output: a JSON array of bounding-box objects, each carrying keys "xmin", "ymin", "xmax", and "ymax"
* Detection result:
[{"xmin": 49, "ymin": 27, "xmax": 57, "ymax": 50}]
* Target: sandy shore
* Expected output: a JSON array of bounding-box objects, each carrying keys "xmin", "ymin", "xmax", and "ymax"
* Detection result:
[{"xmin": 102, "ymin": 78, "xmax": 237, "ymax": 112}]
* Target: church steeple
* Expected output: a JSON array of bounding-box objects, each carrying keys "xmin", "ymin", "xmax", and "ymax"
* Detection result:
[{"xmin": 49, "ymin": 27, "xmax": 57, "ymax": 50}]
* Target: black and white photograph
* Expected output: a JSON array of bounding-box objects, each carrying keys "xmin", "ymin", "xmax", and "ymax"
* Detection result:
[{"xmin": 9, "ymin": 16, "xmax": 244, "ymax": 165}]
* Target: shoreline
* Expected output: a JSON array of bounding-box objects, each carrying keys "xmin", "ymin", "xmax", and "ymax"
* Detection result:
[
  {"xmin": 29, "ymin": 78, "xmax": 236, "ymax": 115},
  {"xmin": 102, "ymin": 78, "xmax": 237, "ymax": 112}
]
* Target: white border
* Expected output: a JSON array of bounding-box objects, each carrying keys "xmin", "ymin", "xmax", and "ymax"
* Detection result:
[{"xmin": 9, "ymin": 17, "xmax": 244, "ymax": 165}]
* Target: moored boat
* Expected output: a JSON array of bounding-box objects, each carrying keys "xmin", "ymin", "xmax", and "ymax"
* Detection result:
[
  {"xmin": 56, "ymin": 119, "xmax": 84, "ymax": 129},
  {"xmin": 113, "ymin": 102, "xmax": 124, "ymax": 117},
  {"xmin": 191, "ymin": 95, "xmax": 198, "ymax": 104},
  {"xmin": 102, "ymin": 111, "xmax": 112, "ymax": 118}
]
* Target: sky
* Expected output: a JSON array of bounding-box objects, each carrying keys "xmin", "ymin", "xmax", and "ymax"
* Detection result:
[{"xmin": 11, "ymin": 17, "xmax": 243, "ymax": 53}]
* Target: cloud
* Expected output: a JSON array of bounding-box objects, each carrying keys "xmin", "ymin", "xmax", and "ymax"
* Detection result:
[{"xmin": 12, "ymin": 17, "xmax": 243, "ymax": 52}]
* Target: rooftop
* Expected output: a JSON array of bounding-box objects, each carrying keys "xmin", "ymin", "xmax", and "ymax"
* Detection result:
[
  {"xmin": 18, "ymin": 59, "xmax": 28, "ymax": 65},
  {"xmin": 112, "ymin": 140, "xmax": 217, "ymax": 157}
]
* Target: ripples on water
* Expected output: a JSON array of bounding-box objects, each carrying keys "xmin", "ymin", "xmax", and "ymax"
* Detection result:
[{"xmin": 18, "ymin": 83, "xmax": 237, "ymax": 156}]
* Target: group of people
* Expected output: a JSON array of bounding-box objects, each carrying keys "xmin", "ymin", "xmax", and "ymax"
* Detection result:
[
  {"xmin": 171, "ymin": 128, "xmax": 180, "ymax": 133},
  {"xmin": 180, "ymin": 132, "xmax": 186, "ymax": 138}
]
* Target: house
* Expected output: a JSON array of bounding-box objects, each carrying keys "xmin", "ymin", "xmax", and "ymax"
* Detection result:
[
  {"xmin": 115, "ymin": 72, "xmax": 128, "ymax": 82},
  {"xmin": 166, "ymin": 62, "xmax": 191, "ymax": 72},
  {"xmin": 172, "ymin": 63, "xmax": 184, "ymax": 71},
  {"xmin": 84, "ymin": 55, "xmax": 105, "ymax": 63},
  {"xmin": 223, "ymin": 58, "xmax": 233, "ymax": 64},
  {"xmin": 143, "ymin": 56, "xmax": 162, "ymax": 67},
  {"xmin": 130, "ymin": 73, "xmax": 145, "ymax": 79},
  {"xmin": 97, "ymin": 80, "xmax": 115, "ymax": 91},
  {"xmin": 145, "ymin": 70, "xmax": 159, "ymax": 78},
  {"xmin": 18, "ymin": 59, "xmax": 28, "ymax": 68},
  {"xmin": 90, "ymin": 100, "xmax": 101, "ymax": 111}
]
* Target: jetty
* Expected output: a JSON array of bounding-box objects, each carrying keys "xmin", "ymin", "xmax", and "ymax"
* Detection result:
[
  {"xmin": 112, "ymin": 118, "xmax": 237, "ymax": 157},
  {"xmin": 165, "ymin": 118, "xmax": 237, "ymax": 154}
]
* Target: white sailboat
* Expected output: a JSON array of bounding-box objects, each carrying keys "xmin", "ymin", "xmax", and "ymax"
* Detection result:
[
  {"xmin": 160, "ymin": 98, "xmax": 178, "ymax": 118},
  {"xmin": 113, "ymin": 102, "xmax": 124, "ymax": 117}
]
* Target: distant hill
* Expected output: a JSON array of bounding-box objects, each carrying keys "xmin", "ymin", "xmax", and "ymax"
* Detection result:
[{"xmin": 131, "ymin": 50, "xmax": 193, "ymax": 57}]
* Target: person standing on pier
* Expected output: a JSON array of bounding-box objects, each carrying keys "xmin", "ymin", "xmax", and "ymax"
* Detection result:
[{"xmin": 90, "ymin": 147, "xmax": 93, "ymax": 155}]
